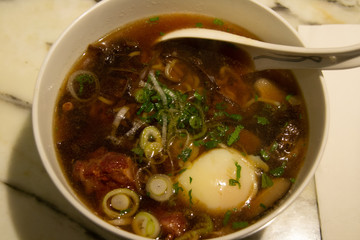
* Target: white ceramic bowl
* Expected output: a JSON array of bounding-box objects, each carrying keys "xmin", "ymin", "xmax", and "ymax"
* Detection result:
[{"xmin": 32, "ymin": 0, "xmax": 329, "ymax": 239}]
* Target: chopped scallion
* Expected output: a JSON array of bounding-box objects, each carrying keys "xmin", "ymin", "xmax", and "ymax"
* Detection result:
[
  {"xmin": 232, "ymin": 221, "xmax": 248, "ymax": 229},
  {"xmin": 195, "ymin": 22, "xmax": 203, "ymax": 28},
  {"xmin": 256, "ymin": 116, "xmax": 270, "ymax": 125},
  {"xmin": 149, "ymin": 16, "xmax": 159, "ymax": 22},
  {"xmin": 260, "ymin": 149, "xmax": 270, "ymax": 161},
  {"xmin": 261, "ymin": 173, "xmax": 274, "ymax": 188},
  {"xmin": 188, "ymin": 189, "xmax": 193, "ymax": 205},
  {"xmin": 223, "ymin": 210, "xmax": 232, "ymax": 226},
  {"xmin": 173, "ymin": 182, "xmax": 184, "ymax": 194},
  {"xmin": 213, "ymin": 18, "xmax": 224, "ymax": 26},
  {"xmin": 178, "ymin": 148, "xmax": 192, "ymax": 162},
  {"xmin": 227, "ymin": 125, "xmax": 244, "ymax": 146}
]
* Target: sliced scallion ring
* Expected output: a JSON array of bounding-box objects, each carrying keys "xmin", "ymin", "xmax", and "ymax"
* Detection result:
[
  {"xmin": 144, "ymin": 142, "xmax": 163, "ymax": 159},
  {"xmin": 146, "ymin": 174, "xmax": 173, "ymax": 202},
  {"xmin": 67, "ymin": 70, "xmax": 99, "ymax": 102},
  {"xmin": 140, "ymin": 126, "xmax": 163, "ymax": 159},
  {"xmin": 132, "ymin": 211, "xmax": 160, "ymax": 238},
  {"xmin": 102, "ymin": 188, "xmax": 139, "ymax": 218}
]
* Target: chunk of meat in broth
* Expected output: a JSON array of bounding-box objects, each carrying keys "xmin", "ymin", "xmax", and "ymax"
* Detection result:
[
  {"xmin": 72, "ymin": 147, "xmax": 136, "ymax": 199},
  {"xmin": 152, "ymin": 208, "xmax": 188, "ymax": 239}
]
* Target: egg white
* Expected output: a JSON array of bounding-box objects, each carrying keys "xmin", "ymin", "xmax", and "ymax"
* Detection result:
[{"xmin": 177, "ymin": 147, "xmax": 258, "ymax": 213}]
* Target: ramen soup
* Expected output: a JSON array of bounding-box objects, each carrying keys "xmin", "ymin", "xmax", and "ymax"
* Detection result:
[{"xmin": 54, "ymin": 14, "xmax": 308, "ymax": 239}]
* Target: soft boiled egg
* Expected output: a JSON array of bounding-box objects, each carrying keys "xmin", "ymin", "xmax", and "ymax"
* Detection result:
[{"xmin": 177, "ymin": 147, "xmax": 258, "ymax": 213}]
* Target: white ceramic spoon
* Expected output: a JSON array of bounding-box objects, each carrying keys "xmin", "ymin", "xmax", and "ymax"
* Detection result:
[{"xmin": 157, "ymin": 28, "xmax": 360, "ymax": 70}]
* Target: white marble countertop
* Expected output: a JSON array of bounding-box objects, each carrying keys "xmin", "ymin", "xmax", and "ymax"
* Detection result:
[{"xmin": 1, "ymin": 0, "xmax": 360, "ymax": 239}]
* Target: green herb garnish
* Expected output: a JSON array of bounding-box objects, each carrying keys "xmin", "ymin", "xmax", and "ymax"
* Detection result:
[
  {"xmin": 229, "ymin": 162, "xmax": 242, "ymax": 188},
  {"xmin": 228, "ymin": 113, "xmax": 242, "ymax": 121},
  {"xmin": 285, "ymin": 94, "xmax": 293, "ymax": 101},
  {"xmin": 223, "ymin": 210, "xmax": 232, "ymax": 226},
  {"xmin": 188, "ymin": 189, "xmax": 193, "ymax": 205},
  {"xmin": 75, "ymin": 73, "xmax": 94, "ymax": 96},
  {"xmin": 227, "ymin": 125, "xmax": 244, "ymax": 146},
  {"xmin": 178, "ymin": 148, "xmax": 192, "ymax": 162},
  {"xmin": 215, "ymin": 102, "xmax": 226, "ymax": 110},
  {"xmin": 189, "ymin": 115, "xmax": 202, "ymax": 129},
  {"xmin": 149, "ymin": 16, "xmax": 159, "ymax": 22},
  {"xmin": 177, "ymin": 168, "xmax": 187, "ymax": 175},
  {"xmin": 260, "ymin": 149, "xmax": 270, "ymax": 161},
  {"xmin": 256, "ymin": 116, "xmax": 270, "ymax": 125},
  {"xmin": 193, "ymin": 140, "xmax": 204, "ymax": 147},
  {"xmin": 270, "ymin": 167, "xmax": 284, "ymax": 177},
  {"xmin": 229, "ymin": 179, "xmax": 240, "ymax": 188},
  {"xmin": 235, "ymin": 162, "xmax": 241, "ymax": 180},
  {"xmin": 195, "ymin": 22, "xmax": 203, "ymax": 28},
  {"xmin": 194, "ymin": 90, "xmax": 204, "ymax": 101},
  {"xmin": 204, "ymin": 140, "xmax": 219, "ymax": 149},
  {"xmin": 213, "ymin": 18, "xmax": 224, "ymax": 26},
  {"xmin": 173, "ymin": 182, "xmax": 184, "ymax": 194},
  {"xmin": 270, "ymin": 142, "xmax": 279, "ymax": 152},
  {"xmin": 131, "ymin": 146, "xmax": 144, "ymax": 156},
  {"xmin": 232, "ymin": 221, "xmax": 248, "ymax": 229},
  {"xmin": 261, "ymin": 173, "xmax": 274, "ymax": 188},
  {"xmin": 270, "ymin": 162, "xmax": 285, "ymax": 177}
]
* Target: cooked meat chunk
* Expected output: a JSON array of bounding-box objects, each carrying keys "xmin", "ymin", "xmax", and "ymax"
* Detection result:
[{"xmin": 72, "ymin": 147, "xmax": 136, "ymax": 197}]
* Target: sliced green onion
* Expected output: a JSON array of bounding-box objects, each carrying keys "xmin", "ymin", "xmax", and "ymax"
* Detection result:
[
  {"xmin": 204, "ymin": 140, "xmax": 219, "ymax": 149},
  {"xmin": 144, "ymin": 142, "xmax": 163, "ymax": 159},
  {"xmin": 188, "ymin": 189, "xmax": 193, "ymax": 205},
  {"xmin": 110, "ymin": 194, "xmax": 130, "ymax": 211},
  {"xmin": 146, "ymin": 174, "xmax": 173, "ymax": 201},
  {"xmin": 67, "ymin": 70, "xmax": 99, "ymax": 102},
  {"xmin": 195, "ymin": 22, "xmax": 203, "ymax": 28},
  {"xmin": 140, "ymin": 126, "xmax": 163, "ymax": 159},
  {"xmin": 260, "ymin": 149, "xmax": 270, "ymax": 161},
  {"xmin": 134, "ymin": 88, "xmax": 147, "ymax": 103},
  {"xmin": 191, "ymin": 103, "xmax": 207, "ymax": 139},
  {"xmin": 227, "ymin": 125, "xmax": 244, "ymax": 146},
  {"xmin": 111, "ymin": 106, "xmax": 130, "ymax": 136},
  {"xmin": 189, "ymin": 115, "xmax": 202, "ymax": 129},
  {"xmin": 213, "ymin": 18, "xmax": 224, "ymax": 26},
  {"xmin": 270, "ymin": 166, "xmax": 285, "ymax": 177},
  {"xmin": 149, "ymin": 16, "xmax": 160, "ymax": 22},
  {"xmin": 256, "ymin": 116, "xmax": 270, "ymax": 125},
  {"xmin": 102, "ymin": 188, "xmax": 139, "ymax": 218},
  {"xmin": 232, "ymin": 221, "xmax": 248, "ymax": 229},
  {"xmin": 132, "ymin": 212, "xmax": 160, "ymax": 238},
  {"xmin": 223, "ymin": 210, "xmax": 232, "ymax": 226},
  {"xmin": 148, "ymin": 71, "xmax": 167, "ymax": 107},
  {"xmin": 173, "ymin": 182, "xmax": 184, "ymax": 194},
  {"xmin": 178, "ymin": 148, "xmax": 192, "ymax": 162},
  {"xmin": 261, "ymin": 173, "xmax": 274, "ymax": 188}
]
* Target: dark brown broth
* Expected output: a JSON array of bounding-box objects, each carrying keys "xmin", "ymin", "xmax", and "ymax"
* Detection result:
[{"xmin": 54, "ymin": 13, "xmax": 308, "ymax": 239}]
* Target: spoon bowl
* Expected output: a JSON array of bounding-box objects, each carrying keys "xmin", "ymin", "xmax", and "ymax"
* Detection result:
[{"xmin": 158, "ymin": 28, "xmax": 360, "ymax": 70}]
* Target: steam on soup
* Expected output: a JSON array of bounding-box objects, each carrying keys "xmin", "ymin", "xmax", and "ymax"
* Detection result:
[{"xmin": 54, "ymin": 14, "xmax": 308, "ymax": 239}]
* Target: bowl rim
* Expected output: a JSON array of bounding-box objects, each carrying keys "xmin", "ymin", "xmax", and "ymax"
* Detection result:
[{"xmin": 32, "ymin": 0, "xmax": 330, "ymax": 239}]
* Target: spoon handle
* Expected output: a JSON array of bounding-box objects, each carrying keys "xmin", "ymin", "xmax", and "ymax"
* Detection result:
[{"xmin": 159, "ymin": 28, "xmax": 360, "ymax": 70}]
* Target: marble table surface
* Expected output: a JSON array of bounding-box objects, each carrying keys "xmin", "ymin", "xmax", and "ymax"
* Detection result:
[{"xmin": 1, "ymin": 0, "xmax": 360, "ymax": 239}]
